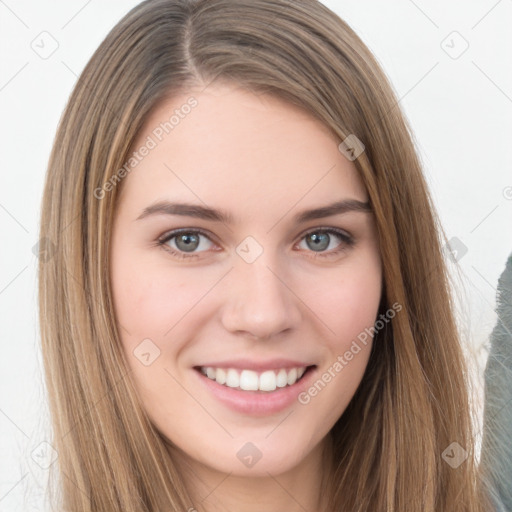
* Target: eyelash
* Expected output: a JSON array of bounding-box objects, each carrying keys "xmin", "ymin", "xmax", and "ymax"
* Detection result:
[{"xmin": 156, "ymin": 227, "xmax": 355, "ymax": 260}]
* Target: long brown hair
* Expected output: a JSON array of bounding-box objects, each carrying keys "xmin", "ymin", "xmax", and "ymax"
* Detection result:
[{"xmin": 38, "ymin": 0, "xmax": 492, "ymax": 510}]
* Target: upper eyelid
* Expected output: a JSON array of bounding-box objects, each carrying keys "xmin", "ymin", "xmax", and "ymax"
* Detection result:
[
  {"xmin": 295, "ymin": 225, "xmax": 352, "ymax": 241},
  {"xmin": 158, "ymin": 227, "xmax": 218, "ymax": 245}
]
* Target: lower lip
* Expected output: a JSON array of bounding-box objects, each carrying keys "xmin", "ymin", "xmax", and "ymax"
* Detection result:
[{"xmin": 193, "ymin": 366, "xmax": 317, "ymax": 416}]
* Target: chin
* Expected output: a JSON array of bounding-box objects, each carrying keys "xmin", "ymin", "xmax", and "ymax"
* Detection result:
[{"xmin": 192, "ymin": 434, "xmax": 321, "ymax": 477}]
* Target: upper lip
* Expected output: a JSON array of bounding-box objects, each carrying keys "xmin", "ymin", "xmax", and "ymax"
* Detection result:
[{"xmin": 194, "ymin": 358, "xmax": 315, "ymax": 371}]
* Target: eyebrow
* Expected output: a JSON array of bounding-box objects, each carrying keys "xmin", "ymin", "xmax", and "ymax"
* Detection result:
[{"xmin": 136, "ymin": 199, "xmax": 372, "ymax": 224}]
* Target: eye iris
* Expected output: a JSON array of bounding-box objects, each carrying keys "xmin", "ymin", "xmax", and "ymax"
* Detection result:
[
  {"xmin": 306, "ymin": 232, "xmax": 330, "ymax": 251},
  {"xmin": 175, "ymin": 233, "xmax": 199, "ymax": 252}
]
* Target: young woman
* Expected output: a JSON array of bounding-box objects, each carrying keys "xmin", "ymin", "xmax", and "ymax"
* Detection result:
[{"xmin": 38, "ymin": 0, "xmax": 502, "ymax": 510}]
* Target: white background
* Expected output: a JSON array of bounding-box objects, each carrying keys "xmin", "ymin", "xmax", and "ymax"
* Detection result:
[{"xmin": 1, "ymin": 0, "xmax": 511, "ymax": 509}]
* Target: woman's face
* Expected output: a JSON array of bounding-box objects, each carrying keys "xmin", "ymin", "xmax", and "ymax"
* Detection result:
[{"xmin": 110, "ymin": 81, "xmax": 382, "ymax": 477}]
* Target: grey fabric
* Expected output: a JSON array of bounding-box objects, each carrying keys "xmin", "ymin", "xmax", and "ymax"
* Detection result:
[{"xmin": 481, "ymin": 254, "xmax": 512, "ymax": 511}]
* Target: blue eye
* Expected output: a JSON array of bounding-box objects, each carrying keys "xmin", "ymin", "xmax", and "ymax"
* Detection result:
[
  {"xmin": 158, "ymin": 229, "xmax": 214, "ymax": 258},
  {"xmin": 157, "ymin": 227, "xmax": 354, "ymax": 260},
  {"xmin": 302, "ymin": 231, "xmax": 335, "ymax": 251},
  {"xmin": 298, "ymin": 228, "xmax": 354, "ymax": 255}
]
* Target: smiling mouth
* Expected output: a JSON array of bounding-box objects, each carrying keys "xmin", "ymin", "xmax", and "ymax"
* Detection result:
[{"xmin": 194, "ymin": 365, "xmax": 316, "ymax": 393}]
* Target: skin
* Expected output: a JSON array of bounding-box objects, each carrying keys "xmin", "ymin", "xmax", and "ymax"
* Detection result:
[{"xmin": 110, "ymin": 81, "xmax": 382, "ymax": 511}]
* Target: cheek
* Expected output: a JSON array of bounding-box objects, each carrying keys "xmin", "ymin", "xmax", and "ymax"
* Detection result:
[
  {"xmin": 110, "ymin": 250, "xmax": 210, "ymax": 422},
  {"xmin": 296, "ymin": 253, "xmax": 381, "ymax": 418},
  {"xmin": 309, "ymin": 257, "xmax": 382, "ymax": 347},
  {"xmin": 111, "ymin": 248, "xmax": 210, "ymax": 350}
]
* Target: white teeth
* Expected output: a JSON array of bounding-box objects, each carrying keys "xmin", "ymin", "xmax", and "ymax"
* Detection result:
[
  {"xmin": 276, "ymin": 369, "xmax": 288, "ymax": 388},
  {"xmin": 239, "ymin": 370, "xmax": 259, "ymax": 391},
  {"xmin": 259, "ymin": 370, "xmax": 276, "ymax": 392},
  {"xmin": 226, "ymin": 368, "xmax": 239, "ymax": 388},
  {"xmin": 199, "ymin": 366, "xmax": 309, "ymax": 392},
  {"xmin": 215, "ymin": 368, "xmax": 226, "ymax": 385},
  {"xmin": 287, "ymin": 368, "xmax": 297, "ymax": 385}
]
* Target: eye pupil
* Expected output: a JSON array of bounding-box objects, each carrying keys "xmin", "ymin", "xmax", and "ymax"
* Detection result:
[
  {"xmin": 306, "ymin": 232, "xmax": 330, "ymax": 251},
  {"xmin": 176, "ymin": 233, "xmax": 199, "ymax": 252}
]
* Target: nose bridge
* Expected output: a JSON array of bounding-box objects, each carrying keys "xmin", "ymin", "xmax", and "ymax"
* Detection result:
[{"xmin": 220, "ymin": 243, "xmax": 301, "ymax": 338}]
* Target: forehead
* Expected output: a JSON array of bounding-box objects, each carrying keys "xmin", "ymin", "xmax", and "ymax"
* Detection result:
[{"xmin": 117, "ymin": 82, "xmax": 367, "ymax": 221}]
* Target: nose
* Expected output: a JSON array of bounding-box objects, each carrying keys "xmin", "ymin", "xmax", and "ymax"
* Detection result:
[{"xmin": 220, "ymin": 254, "xmax": 302, "ymax": 340}]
